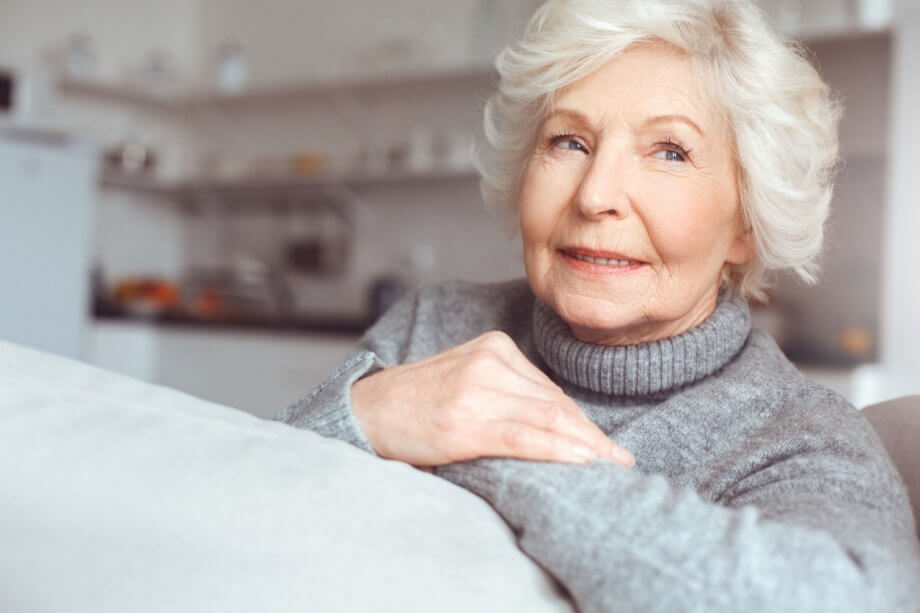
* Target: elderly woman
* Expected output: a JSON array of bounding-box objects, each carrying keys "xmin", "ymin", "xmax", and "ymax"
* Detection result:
[{"xmin": 277, "ymin": 0, "xmax": 920, "ymax": 610}]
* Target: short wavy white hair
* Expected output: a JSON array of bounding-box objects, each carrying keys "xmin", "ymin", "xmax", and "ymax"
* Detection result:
[{"xmin": 474, "ymin": 0, "xmax": 843, "ymax": 301}]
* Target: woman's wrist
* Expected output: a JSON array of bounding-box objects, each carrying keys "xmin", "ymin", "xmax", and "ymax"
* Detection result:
[{"xmin": 351, "ymin": 373, "xmax": 383, "ymax": 455}]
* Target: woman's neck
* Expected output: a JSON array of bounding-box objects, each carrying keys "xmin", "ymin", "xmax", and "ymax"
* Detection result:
[{"xmin": 532, "ymin": 289, "xmax": 751, "ymax": 396}]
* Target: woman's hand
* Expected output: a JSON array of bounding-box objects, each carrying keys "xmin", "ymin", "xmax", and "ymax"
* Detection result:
[{"xmin": 351, "ymin": 331, "xmax": 636, "ymax": 468}]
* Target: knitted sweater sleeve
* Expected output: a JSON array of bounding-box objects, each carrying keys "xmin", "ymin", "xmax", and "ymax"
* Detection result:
[
  {"xmin": 272, "ymin": 290, "xmax": 420, "ymax": 456},
  {"xmin": 433, "ymin": 433, "xmax": 920, "ymax": 613}
]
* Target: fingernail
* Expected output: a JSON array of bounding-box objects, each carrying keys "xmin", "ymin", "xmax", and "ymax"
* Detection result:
[
  {"xmin": 572, "ymin": 445, "xmax": 597, "ymax": 462},
  {"xmin": 609, "ymin": 448, "xmax": 636, "ymax": 468}
]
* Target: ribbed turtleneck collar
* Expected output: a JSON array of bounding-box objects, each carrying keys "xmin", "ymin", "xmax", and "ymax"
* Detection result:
[{"xmin": 532, "ymin": 292, "xmax": 751, "ymax": 396}]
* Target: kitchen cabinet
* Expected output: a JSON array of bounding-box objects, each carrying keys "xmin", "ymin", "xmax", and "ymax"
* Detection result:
[{"xmin": 90, "ymin": 321, "xmax": 360, "ymax": 419}]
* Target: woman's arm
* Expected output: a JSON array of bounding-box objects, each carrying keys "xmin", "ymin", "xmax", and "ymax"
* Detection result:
[
  {"xmin": 434, "ymin": 446, "xmax": 920, "ymax": 613},
  {"xmin": 272, "ymin": 290, "xmax": 422, "ymax": 456},
  {"xmin": 274, "ymin": 350, "xmax": 386, "ymax": 455}
]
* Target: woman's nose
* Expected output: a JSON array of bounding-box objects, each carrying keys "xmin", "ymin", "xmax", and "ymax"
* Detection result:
[{"xmin": 573, "ymin": 153, "xmax": 633, "ymax": 220}]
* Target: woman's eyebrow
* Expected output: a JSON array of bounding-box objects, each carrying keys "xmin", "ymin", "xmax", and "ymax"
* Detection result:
[
  {"xmin": 544, "ymin": 108, "xmax": 596, "ymax": 129},
  {"xmin": 546, "ymin": 108, "xmax": 706, "ymax": 139},
  {"xmin": 643, "ymin": 114, "xmax": 706, "ymax": 138}
]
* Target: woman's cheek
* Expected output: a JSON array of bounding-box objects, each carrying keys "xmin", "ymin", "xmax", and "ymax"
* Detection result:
[
  {"xmin": 519, "ymin": 177, "xmax": 560, "ymax": 245},
  {"xmin": 523, "ymin": 222, "xmax": 553, "ymax": 282},
  {"xmin": 519, "ymin": 201, "xmax": 548, "ymax": 274},
  {"xmin": 518, "ymin": 201, "xmax": 542, "ymax": 251}
]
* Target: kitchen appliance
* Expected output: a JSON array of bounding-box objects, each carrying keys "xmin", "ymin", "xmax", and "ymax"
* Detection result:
[
  {"xmin": 0, "ymin": 70, "xmax": 12, "ymax": 114},
  {"xmin": 281, "ymin": 202, "xmax": 351, "ymax": 277},
  {"xmin": 0, "ymin": 130, "xmax": 97, "ymax": 358},
  {"xmin": 0, "ymin": 67, "xmax": 53, "ymax": 124}
]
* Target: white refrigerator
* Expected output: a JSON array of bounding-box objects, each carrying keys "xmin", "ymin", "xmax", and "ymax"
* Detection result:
[{"xmin": 0, "ymin": 127, "xmax": 97, "ymax": 359}]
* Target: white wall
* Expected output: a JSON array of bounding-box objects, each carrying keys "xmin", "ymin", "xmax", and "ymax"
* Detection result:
[
  {"xmin": 0, "ymin": 0, "xmax": 201, "ymax": 84},
  {"xmin": 880, "ymin": 2, "xmax": 920, "ymax": 397},
  {"xmin": 196, "ymin": 0, "xmax": 538, "ymax": 88},
  {"xmin": 198, "ymin": 0, "xmax": 479, "ymax": 87},
  {"xmin": 94, "ymin": 190, "xmax": 187, "ymax": 280}
]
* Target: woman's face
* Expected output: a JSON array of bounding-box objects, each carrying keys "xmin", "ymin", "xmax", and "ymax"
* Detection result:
[{"xmin": 520, "ymin": 45, "xmax": 752, "ymax": 345}]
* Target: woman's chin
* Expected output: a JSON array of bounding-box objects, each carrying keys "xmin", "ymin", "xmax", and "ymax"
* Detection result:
[{"xmin": 548, "ymin": 292, "xmax": 644, "ymax": 344}]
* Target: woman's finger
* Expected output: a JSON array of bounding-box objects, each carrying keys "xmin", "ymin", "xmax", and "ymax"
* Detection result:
[
  {"xmin": 475, "ymin": 393, "xmax": 635, "ymax": 467},
  {"xmin": 458, "ymin": 354, "xmax": 631, "ymax": 463},
  {"xmin": 483, "ymin": 349, "xmax": 633, "ymax": 464},
  {"xmin": 480, "ymin": 421, "xmax": 625, "ymax": 466},
  {"xmin": 475, "ymin": 389, "xmax": 592, "ymax": 445}
]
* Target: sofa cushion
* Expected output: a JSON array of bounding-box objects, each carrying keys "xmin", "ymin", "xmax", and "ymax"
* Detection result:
[{"xmin": 0, "ymin": 340, "xmax": 573, "ymax": 613}]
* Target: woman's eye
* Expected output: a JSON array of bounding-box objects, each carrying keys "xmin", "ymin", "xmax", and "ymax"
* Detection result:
[
  {"xmin": 654, "ymin": 148, "xmax": 686, "ymax": 162},
  {"xmin": 552, "ymin": 136, "xmax": 588, "ymax": 153}
]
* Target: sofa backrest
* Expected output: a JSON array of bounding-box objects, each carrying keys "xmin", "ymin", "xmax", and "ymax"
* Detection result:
[{"xmin": 862, "ymin": 395, "xmax": 920, "ymax": 539}]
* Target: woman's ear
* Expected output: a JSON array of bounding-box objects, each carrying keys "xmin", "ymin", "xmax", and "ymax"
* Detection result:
[{"xmin": 726, "ymin": 229, "xmax": 754, "ymax": 266}]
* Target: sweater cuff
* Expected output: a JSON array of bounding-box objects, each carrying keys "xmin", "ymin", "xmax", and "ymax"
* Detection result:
[{"xmin": 274, "ymin": 350, "xmax": 386, "ymax": 456}]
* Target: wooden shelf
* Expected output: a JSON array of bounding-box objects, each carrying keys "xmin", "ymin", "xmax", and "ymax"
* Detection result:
[
  {"xmin": 99, "ymin": 172, "xmax": 181, "ymax": 197},
  {"xmin": 57, "ymin": 61, "xmax": 495, "ymax": 111},
  {"xmin": 56, "ymin": 76, "xmax": 185, "ymax": 111},
  {"xmin": 99, "ymin": 165, "xmax": 479, "ymax": 201}
]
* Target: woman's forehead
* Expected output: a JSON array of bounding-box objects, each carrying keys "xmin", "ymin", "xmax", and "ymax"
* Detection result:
[{"xmin": 549, "ymin": 47, "xmax": 723, "ymax": 136}]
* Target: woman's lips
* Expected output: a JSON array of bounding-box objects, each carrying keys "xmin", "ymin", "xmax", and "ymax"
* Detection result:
[{"xmin": 558, "ymin": 248, "xmax": 647, "ymax": 277}]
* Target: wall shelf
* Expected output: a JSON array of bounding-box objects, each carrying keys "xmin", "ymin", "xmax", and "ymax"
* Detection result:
[
  {"xmin": 99, "ymin": 165, "xmax": 479, "ymax": 202},
  {"xmin": 57, "ymin": 61, "xmax": 495, "ymax": 111},
  {"xmin": 56, "ymin": 76, "xmax": 185, "ymax": 111}
]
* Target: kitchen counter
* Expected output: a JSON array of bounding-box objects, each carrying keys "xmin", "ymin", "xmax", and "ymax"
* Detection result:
[{"xmin": 93, "ymin": 303, "xmax": 373, "ymax": 337}]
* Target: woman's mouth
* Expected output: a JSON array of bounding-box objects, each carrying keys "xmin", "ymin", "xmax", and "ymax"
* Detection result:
[
  {"xmin": 559, "ymin": 248, "xmax": 646, "ymax": 276},
  {"xmin": 567, "ymin": 251, "xmax": 634, "ymax": 266}
]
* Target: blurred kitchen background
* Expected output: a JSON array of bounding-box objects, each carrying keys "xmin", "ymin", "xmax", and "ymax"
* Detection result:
[{"xmin": 1, "ymin": 0, "xmax": 917, "ymax": 417}]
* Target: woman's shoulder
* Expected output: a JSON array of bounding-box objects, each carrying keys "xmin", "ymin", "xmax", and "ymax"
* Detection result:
[
  {"xmin": 416, "ymin": 277, "xmax": 534, "ymax": 315},
  {"xmin": 736, "ymin": 327, "xmax": 856, "ymax": 412},
  {"xmin": 414, "ymin": 277, "xmax": 536, "ymax": 340},
  {"xmin": 360, "ymin": 278, "xmax": 536, "ymax": 363},
  {"xmin": 727, "ymin": 327, "xmax": 883, "ymax": 446},
  {"xmin": 713, "ymin": 330, "xmax": 906, "ymax": 507}
]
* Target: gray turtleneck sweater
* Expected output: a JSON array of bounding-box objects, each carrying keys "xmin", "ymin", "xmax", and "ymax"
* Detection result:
[{"xmin": 275, "ymin": 279, "xmax": 920, "ymax": 612}]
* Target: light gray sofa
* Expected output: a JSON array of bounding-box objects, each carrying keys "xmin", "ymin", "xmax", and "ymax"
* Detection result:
[
  {"xmin": 0, "ymin": 340, "xmax": 573, "ymax": 613},
  {"xmin": 1, "ymin": 338, "xmax": 917, "ymax": 611},
  {"xmin": 863, "ymin": 396, "xmax": 920, "ymax": 538}
]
